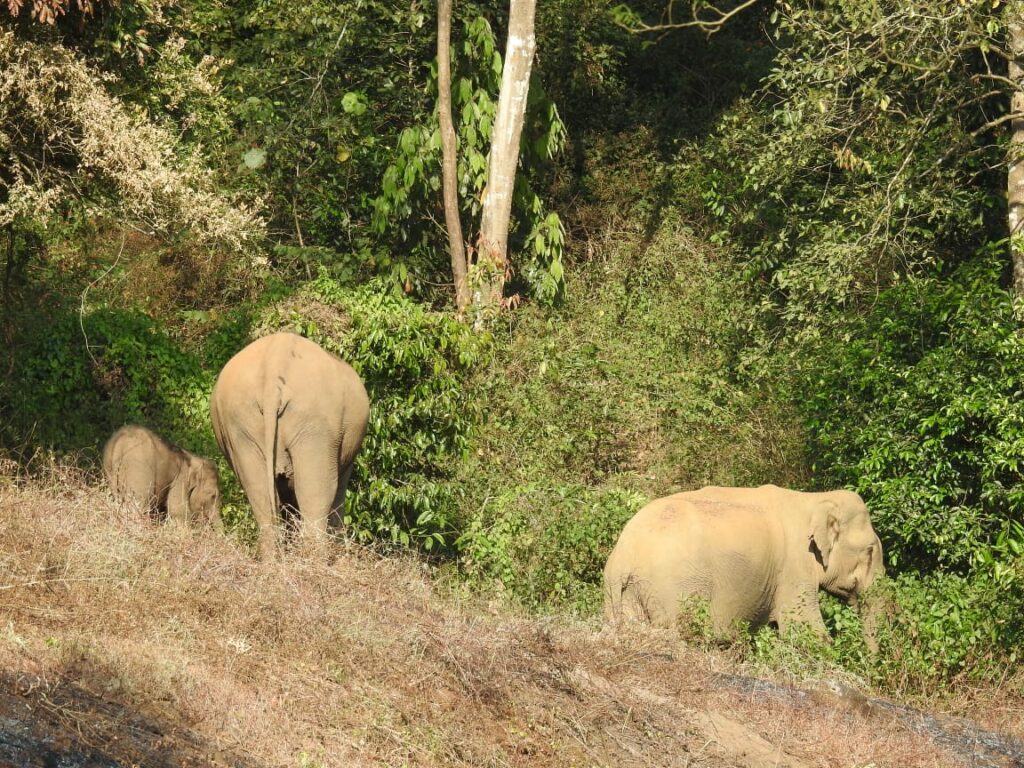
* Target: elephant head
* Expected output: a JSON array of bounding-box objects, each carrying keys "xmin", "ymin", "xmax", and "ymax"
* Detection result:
[
  {"xmin": 810, "ymin": 490, "xmax": 885, "ymax": 604},
  {"xmin": 183, "ymin": 456, "xmax": 222, "ymax": 529}
]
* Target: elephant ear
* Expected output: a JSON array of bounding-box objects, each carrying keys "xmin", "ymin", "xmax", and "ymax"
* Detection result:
[{"xmin": 810, "ymin": 500, "xmax": 840, "ymax": 570}]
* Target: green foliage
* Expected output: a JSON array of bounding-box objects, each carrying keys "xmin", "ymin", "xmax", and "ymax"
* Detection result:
[
  {"xmin": 799, "ymin": 255, "xmax": 1024, "ymax": 574},
  {"xmin": 1, "ymin": 305, "xmax": 215, "ymax": 455},
  {"xmin": 256, "ymin": 273, "xmax": 489, "ymax": 550},
  {"xmin": 471, "ymin": 215, "xmax": 807, "ymax": 496},
  {"xmin": 673, "ymin": 594, "xmax": 716, "ymax": 646},
  {"xmin": 747, "ymin": 621, "xmax": 840, "ymax": 680},
  {"xmin": 86, "ymin": 311, "xmax": 215, "ymax": 448},
  {"xmin": 685, "ymin": 0, "xmax": 1004, "ymax": 339},
  {"xmin": 1, "ymin": 312, "xmax": 108, "ymax": 452},
  {"xmin": 153, "ymin": 0, "xmax": 441, "ymax": 279},
  {"xmin": 743, "ymin": 571, "xmax": 1024, "ymax": 695},
  {"xmin": 457, "ymin": 484, "xmax": 644, "ymax": 614},
  {"xmin": 866, "ymin": 572, "xmax": 1024, "ymax": 692}
]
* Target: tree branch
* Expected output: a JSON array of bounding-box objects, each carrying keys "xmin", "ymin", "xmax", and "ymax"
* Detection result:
[{"xmin": 614, "ymin": 0, "xmax": 758, "ymax": 37}]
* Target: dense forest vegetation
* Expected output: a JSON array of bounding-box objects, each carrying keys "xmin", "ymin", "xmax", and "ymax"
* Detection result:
[{"xmin": 2, "ymin": 0, "xmax": 1024, "ymax": 700}]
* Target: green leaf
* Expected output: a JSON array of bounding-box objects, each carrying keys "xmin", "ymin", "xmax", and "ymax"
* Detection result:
[
  {"xmin": 241, "ymin": 148, "xmax": 267, "ymax": 170},
  {"xmin": 341, "ymin": 91, "xmax": 368, "ymax": 116}
]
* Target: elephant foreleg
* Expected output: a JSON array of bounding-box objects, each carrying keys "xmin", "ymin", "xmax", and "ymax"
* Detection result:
[
  {"xmin": 775, "ymin": 587, "xmax": 829, "ymax": 641},
  {"xmin": 114, "ymin": 461, "xmax": 158, "ymax": 518},
  {"xmin": 167, "ymin": 472, "xmax": 190, "ymax": 525}
]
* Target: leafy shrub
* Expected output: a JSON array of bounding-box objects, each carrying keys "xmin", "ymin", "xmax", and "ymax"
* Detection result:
[
  {"xmin": 457, "ymin": 484, "xmax": 644, "ymax": 614},
  {"xmin": 798, "ymin": 255, "xmax": 1024, "ymax": 574},
  {"xmin": 87, "ymin": 311, "xmax": 217, "ymax": 449},
  {"xmin": 1, "ymin": 311, "xmax": 109, "ymax": 452},
  {"xmin": 680, "ymin": 1, "xmax": 1004, "ymax": 342},
  {"xmin": 254, "ymin": 273, "xmax": 488, "ymax": 551},
  {"xmin": 1, "ymin": 306, "xmax": 215, "ymax": 454},
  {"xmin": 468, "ymin": 215, "xmax": 809, "ymax": 497},
  {"xmin": 866, "ymin": 572, "xmax": 1024, "ymax": 694}
]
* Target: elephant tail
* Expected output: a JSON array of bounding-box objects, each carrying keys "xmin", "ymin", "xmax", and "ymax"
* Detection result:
[
  {"xmin": 603, "ymin": 579, "xmax": 620, "ymax": 624},
  {"xmin": 602, "ymin": 554, "xmax": 625, "ymax": 624},
  {"xmin": 263, "ymin": 379, "xmax": 283, "ymax": 520}
]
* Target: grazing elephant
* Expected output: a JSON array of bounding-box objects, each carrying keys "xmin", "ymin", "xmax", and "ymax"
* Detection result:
[
  {"xmin": 102, "ymin": 425, "xmax": 222, "ymax": 527},
  {"xmin": 603, "ymin": 484, "xmax": 885, "ymax": 639},
  {"xmin": 210, "ymin": 332, "xmax": 370, "ymax": 559}
]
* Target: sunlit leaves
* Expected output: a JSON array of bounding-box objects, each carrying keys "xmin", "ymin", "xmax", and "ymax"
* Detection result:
[
  {"xmin": 341, "ymin": 91, "xmax": 368, "ymax": 116},
  {"xmin": 241, "ymin": 147, "xmax": 267, "ymax": 169}
]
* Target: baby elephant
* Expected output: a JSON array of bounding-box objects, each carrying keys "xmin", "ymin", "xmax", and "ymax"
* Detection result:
[
  {"xmin": 603, "ymin": 484, "xmax": 884, "ymax": 639},
  {"xmin": 102, "ymin": 425, "xmax": 221, "ymax": 528}
]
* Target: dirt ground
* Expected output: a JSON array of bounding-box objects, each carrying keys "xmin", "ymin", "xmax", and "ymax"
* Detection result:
[{"xmin": 0, "ymin": 471, "xmax": 1021, "ymax": 768}]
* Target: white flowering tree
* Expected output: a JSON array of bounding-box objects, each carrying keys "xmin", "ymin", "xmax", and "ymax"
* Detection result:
[{"xmin": 0, "ymin": 32, "xmax": 261, "ymax": 251}]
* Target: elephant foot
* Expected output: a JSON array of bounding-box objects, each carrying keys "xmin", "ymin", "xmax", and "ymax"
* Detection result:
[
  {"xmin": 257, "ymin": 535, "xmax": 281, "ymax": 563},
  {"xmin": 295, "ymin": 532, "xmax": 333, "ymax": 563}
]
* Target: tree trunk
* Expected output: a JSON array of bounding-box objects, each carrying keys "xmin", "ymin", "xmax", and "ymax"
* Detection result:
[
  {"xmin": 1009, "ymin": 3, "xmax": 1024, "ymax": 304},
  {"xmin": 475, "ymin": 0, "xmax": 537, "ymax": 318},
  {"xmin": 438, "ymin": 0, "xmax": 470, "ymax": 314}
]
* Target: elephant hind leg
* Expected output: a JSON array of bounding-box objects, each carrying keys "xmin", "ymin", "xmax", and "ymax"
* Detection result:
[
  {"xmin": 113, "ymin": 461, "xmax": 158, "ymax": 519},
  {"xmin": 229, "ymin": 438, "xmax": 281, "ymax": 561},
  {"xmin": 290, "ymin": 447, "xmax": 340, "ymax": 552},
  {"xmin": 615, "ymin": 576, "xmax": 658, "ymax": 625},
  {"xmin": 327, "ymin": 462, "xmax": 355, "ymax": 532}
]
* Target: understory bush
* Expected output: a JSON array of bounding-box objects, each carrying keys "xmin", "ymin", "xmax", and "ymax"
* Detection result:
[
  {"xmin": 1, "ymin": 305, "xmax": 215, "ymax": 457},
  {"xmin": 255, "ymin": 273, "xmax": 489, "ymax": 551},
  {"xmin": 870, "ymin": 572, "xmax": 1024, "ymax": 692},
  {"xmin": 799, "ymin": 255, "xmax": 1024, "ymax": 575},
  {"xmin": 469, "ymin": 215, "xmax": 809, "ymax": 497},
  {"xmin": 457, "ymin": 484, "xmax": 644, "ymax": 614},
  {"xmin": 738, "ymin": 569, "xmax": 1024, "ymax": 698}
]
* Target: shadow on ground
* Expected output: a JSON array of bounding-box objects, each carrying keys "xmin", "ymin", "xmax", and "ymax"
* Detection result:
[
  {"xmin": 716, "ymin": 674, "xmax": 1024, "ymax": 768},
  {"xmin": 0, "ymin": 672, "xmax": 259, "ymax": 768}
]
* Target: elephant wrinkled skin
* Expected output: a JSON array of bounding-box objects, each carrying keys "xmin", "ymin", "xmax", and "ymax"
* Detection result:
[
  {"xmin": 603, "ymin": 484, "xmax": 885, "ymax": 639},
  {"xmin": 102, "ymin": 425, "xmax": 222, "ymax": 527},
  {"xmin": 210, "ymin": 332, "xmax": 370, "ymax": 559}
]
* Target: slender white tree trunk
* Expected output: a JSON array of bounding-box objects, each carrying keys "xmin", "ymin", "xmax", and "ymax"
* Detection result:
[
  {"xmin": 475, "ymin": 0, "xmax": 537, "ymax": 317},
  {"xmin": 1009, "ymin": 2, "xmax": 1024, "ymax": 304},
  {"xmin": 437, "ymin": 0, "xmax": 470, "ymax": 313}
]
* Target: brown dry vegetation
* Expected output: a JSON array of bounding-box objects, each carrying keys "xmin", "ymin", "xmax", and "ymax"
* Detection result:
[{"xmin": 0, "ymin": 463, "xmax": 1016, "ymax": 768}]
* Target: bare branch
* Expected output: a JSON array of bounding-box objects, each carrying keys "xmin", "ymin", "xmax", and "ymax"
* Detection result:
[{"xmin": 614, "ymin": 0, "xmax": 758, "ymax": 37}]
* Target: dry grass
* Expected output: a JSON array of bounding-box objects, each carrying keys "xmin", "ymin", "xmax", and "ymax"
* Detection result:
[{"xmin": 0, "ymin": 465, "xmax": 1013, "ymax": 767}]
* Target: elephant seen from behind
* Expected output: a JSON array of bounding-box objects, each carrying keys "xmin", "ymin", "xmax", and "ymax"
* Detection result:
[
  {"xmin": 102, "ymin": 425, "xmax": 222, "ymax": 527},
  {"xmin": 210, "ymin": 332, "xmax": 370, "ymax": 559},
  {"xmin": 603, "ymin": 484, "xmax": 885, "ymax": 640}
]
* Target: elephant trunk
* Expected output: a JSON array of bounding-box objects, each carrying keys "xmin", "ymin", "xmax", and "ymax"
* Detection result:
[{"xmin": 855, "ymin": 582, "xmax": 891, "ymax": 653}]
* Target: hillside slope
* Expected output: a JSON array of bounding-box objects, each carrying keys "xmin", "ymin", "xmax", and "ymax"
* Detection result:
[{"xmin": 0, "ymin": 467, "xmax": 1020, "ymax": 768}]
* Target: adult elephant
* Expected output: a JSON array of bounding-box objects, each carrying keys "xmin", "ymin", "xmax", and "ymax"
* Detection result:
[
  {"xmin": 603, "ymin": 484, "xmax": 885, "ymax": 639},
  {"xmin": 210, "ymin": 332, "xmax": 370, "ymax": 559},
  {"xmin": 102, "ymin": 425, "xmax": 221, "ymax": 527}
]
